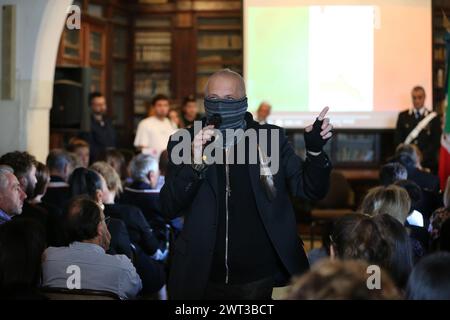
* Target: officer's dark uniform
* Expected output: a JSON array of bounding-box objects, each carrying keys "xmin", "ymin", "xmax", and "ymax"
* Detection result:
[{"xmin": 394, "ymin": 108, "xmax": 442, "ymax": 173}]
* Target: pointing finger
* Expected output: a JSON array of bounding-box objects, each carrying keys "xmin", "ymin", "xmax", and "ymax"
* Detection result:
[{"xmin": 318, "ymin": 107, "xmax": 329, "ymax": 121}]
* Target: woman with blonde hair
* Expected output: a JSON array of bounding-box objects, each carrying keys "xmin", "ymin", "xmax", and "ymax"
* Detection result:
[
  {"xmin": 89, "ymin": 161, "xmax": 167, "ymax": 296},
  {"xmin": 359, "ymin": 185, "xmax": 411, "ymax": 224}
]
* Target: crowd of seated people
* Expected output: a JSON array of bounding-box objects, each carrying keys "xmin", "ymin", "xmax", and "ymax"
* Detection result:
[
  {"xmin": 1, "ymin": 123, "xmax": 450, "ymax": 300},
  {"xmin": 302, "ymin": 140, "xmax": 450, "ymax": 300},
  {"xmin": 0, "ymin": 141, "xmax": 173, "ymax": 299}
]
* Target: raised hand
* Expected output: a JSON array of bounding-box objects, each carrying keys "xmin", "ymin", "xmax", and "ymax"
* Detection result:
[{"xmin": 304, "ymin": 107, "xmax": 333, "ymax": 154}]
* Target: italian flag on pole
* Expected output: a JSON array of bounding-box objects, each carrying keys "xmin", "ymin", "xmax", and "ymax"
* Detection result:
[{"xmin": 439, "ymin": 31, "xmax": 450, "ymax": 190}]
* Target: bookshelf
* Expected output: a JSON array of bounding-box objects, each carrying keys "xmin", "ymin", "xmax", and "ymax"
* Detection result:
[
  {"xmin": 433, "ymin": 0, "xmax": 450, "ymax": 109},
  {"xmin": 133, "ymin": 16, "xmax": 173, "ymax": 125},
  {"xmin": 195, "ymin": 14, "xmax": 243, "ymax": 97}
]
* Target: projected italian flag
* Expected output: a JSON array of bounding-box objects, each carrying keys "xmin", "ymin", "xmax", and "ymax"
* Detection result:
[{"xmin": 246, "ymin": 6, "xmax": 375, "ymax": 113}]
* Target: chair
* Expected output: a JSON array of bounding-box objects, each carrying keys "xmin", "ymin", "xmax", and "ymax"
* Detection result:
[
  {"xmin": 40, "ymin": 287, "xmax": 120, "ymax": 300},
  {"xmin": 309, "ymin": 170, "xmax": 355, "ymax": 248}
]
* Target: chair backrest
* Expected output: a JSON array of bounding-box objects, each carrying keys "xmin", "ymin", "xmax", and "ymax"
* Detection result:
[{"xmin": 40, "ymin": 287, "xmax": 120, "ymax": 300}]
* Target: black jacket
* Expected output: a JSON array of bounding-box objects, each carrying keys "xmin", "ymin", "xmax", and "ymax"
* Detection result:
[
  {"xmin": 395, "ymin": 109, "xmax": 441, "ymax": 172},
  {"xmin": 160, "ymin": 113, "xmax": 332, "ymax": 299},
  {"xmin": 106, "ymin": 217, "xmax": 133, "ymax": 259},
  {"xmin": 104, "ymin": 203, "xmax": 161, "ymax": 255},
  {"xmin": 42, "ymin": 176, "xmax": 71, "ymax": 209}
]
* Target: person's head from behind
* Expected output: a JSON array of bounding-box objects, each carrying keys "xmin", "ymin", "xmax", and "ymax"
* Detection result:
[
  {"xmin": 0, "ymin": 151, "xmax": 37, "ymax": 199},
  {"xmin": 90, "ymin": 161, "xmax": 122, "ymax": 204},
  {"xmin": 68, "ymin": 167, "xmax": 107, "ymax": 206},
  {"xmin": 129, "ymin": 154, "xmax": 159, "ymax": 189},
  {"xmin": 394, "ymin": 144, "xmax": 421, "ymax": 169},
  {"xmin": 89, "ymin": 92, "xmax": 107, "ymax": 116},
  {"xmin": 285, "ymin": 259, "xmax": 400, "ymax": 300},
  {"xmin": 182, "ymin": 95, "xmax": 198, "ymax": 119},
  {"xmin": 256, "ymin": 101, "xmax": 272, "ymax": 121},
  {"xmin": 406, "ymin": 252, "xmax": 450, "ymax": 300},
  {"xmin": 67, "ymin": 138, "xmax": 90, "ymax": 168},
  {"xmin": 101, "ymin": 149, "xmax": 126, "ymax": 180},
  {"xmin": 373, "ymin": 213, "xmax": 413, "ymax": 289},
  {"xmin": 393, "ymin": 179, "xmax": 422, "ymax": 214},
  {"xmin": 330, "ymin": 214, "xmax": 391, "ymax": 269},
  {"xmin": 151, "ymin": 94, "xmax": 170, "ymax": 119},
  {"xmin": 64, "ymin": 196, "xmax": 111, "ymax": 250},
  {"xmin": 46, "ymin": 149, "xmax": 73, "ymax": 182},
  {"xmin": 32, "ymin": 162, "xmax": 50, "ymax": 200},
  {"xmin": 168, "ymin": 109, "xmax": 181, "ymax": 127},
  {"xmin": 0, "ymin": 219, "xmax": 46, "ymax": 292},
  {"xmin": 411, "ymin": 86, "xmax": 426, "ymax": 110},
  {"xmin": 0, "ymin": 166, "xmax": 27, "ymax": 217},
  {"xmin": 359, "ymin": 185, "xmax": 411, "ymax": 224},
  {"xmin": 379, "ymin": 162, "xmax": 407, "ymax": 186}
]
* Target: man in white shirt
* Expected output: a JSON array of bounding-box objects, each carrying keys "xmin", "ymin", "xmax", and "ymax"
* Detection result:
[
  {"xmin": 42, "ymin": 196, "xmax": 142, "ymax": 299},
  {"xmin": 134, "ymin": 94, "xmax": 176, "ymax": 158}
]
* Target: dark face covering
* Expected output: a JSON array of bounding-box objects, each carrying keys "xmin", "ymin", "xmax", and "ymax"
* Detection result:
[
  {"xmin": 204, "ymin": 97, "xmax": 248, "ymax": 147},
  {"xmin": 204, "ymin": 96, "xmax": 248, "ymax": 130}
]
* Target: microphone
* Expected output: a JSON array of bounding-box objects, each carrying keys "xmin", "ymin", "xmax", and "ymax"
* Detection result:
[{"xmin": 206, "ymin": 113, "xmax": 222, "ymax": 128}]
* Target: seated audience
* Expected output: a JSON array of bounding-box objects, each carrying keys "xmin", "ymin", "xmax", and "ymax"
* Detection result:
[
  {"xmin": 69, "ymin": 167, "xmax": 133, "ymax": 259},
  {"xmin": 0, "ymin": 151, "xmax": 60, "ymax": 246},
  {"xmin": 406, "ymin": 252, "xmax": 450, "ymax": 300},
  {"xmin": 429, "ymin": 176, "xmax": 450, "ymax": 251},
  {"xmin": 42, "ymin": 197, "xmax": 142, "ymax": 299},
  {"xmin": 42, "ymin": 149, "xmax": 72, "ymax": 209},
  {"xmin": 118, "ymin": 154, "xmax": 168, "ymax": 242},
  {"xmin": 394, "ymin": 180, "xmax": 429, "ymax": 255},
  {"xmin": 67, "ymin": 138, "xmax": 90, "ymax": 168},
  {"xmin": 359, "ymin": 185, "xmax": 411, "ymax": 224},
  {"xmin": 90, "ymin": 161, "xmax": 166, "ymax": 295},
  {"xmin": 360, "ymin": 185, "xmax": 424, "ymax": 263},
  {"xmin": 101, "ymin": 149, "xmax": 127, "ymax": 182},
  {"xmin": 285, "ymin": 259, "xmax": 401, "ymax": 300},
  {"xmin": 330, "ymin": 213, "xmax": 413, "ymax": 289},
  {"xmin": 0, "ymin": 166, "xmax": 26, "ymax": 224},
  {"xmin": 394, "ymin": 144, "xmax": 440, "ymax": 193},
  {"xmin": 30, "ymin": 162, "xmax": 62, "ymax": 217},
  {"xmin": 379, "ymin": 162, "xmax": 407, "ymax": 186},
  {"xmin": 0, "ymin": 219, "xmax": 47, "ymax": 300}
]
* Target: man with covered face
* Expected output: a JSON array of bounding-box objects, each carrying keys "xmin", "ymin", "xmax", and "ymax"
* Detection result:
[{"xmin": 161, "ymin": 69, "xmax": 333, "ymax": 299}]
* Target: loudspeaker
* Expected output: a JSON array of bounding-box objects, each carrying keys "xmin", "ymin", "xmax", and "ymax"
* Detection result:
[{"xmin": 50, "ymin": 67, "xmax": 91, "ymax": 130}]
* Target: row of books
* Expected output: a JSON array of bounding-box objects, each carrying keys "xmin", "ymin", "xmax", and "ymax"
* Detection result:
[
  {"xmin": 134, "ymin": 76, "xmax": 170, "ymax": 98},
  {"xmin": 198, "ymin": 34, "xmax": 242, "ymax": 50},
  {"xmin": 135, "ymin": 46, "xmax": 171, "ymax": 62}
]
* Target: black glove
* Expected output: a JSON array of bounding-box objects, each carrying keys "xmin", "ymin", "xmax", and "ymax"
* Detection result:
[{"xmin": 304, "ymin": 118, "xmax": 330, "ymax": 153}]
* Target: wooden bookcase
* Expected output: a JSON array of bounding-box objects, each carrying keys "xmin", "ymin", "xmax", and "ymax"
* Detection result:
[
  {"xmin": 432, "ymin": 0, "xmax": 450, "ymax": 109},
  {"xmin": 195, "ymin": 13, "xmax": 243, "ymax": 98}
]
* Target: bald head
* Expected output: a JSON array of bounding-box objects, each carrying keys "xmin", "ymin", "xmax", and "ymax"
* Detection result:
[{"xmin": 204, "ymin": 69, "xmax": 246, "ymax": 99}]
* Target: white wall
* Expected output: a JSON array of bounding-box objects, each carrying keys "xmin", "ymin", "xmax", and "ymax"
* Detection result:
[{"xmin": 0, "ymin": 0, "xmax": 72, "ymax": 161}]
